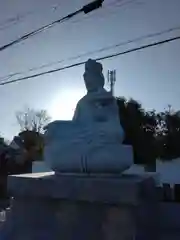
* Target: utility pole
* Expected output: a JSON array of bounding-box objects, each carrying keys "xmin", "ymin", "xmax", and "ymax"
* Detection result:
[{"xmin": 107, "ymin": 70, "xmax": 116, "ymax": 96}]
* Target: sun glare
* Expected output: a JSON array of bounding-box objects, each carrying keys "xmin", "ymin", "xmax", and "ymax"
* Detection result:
[{"xmin": 49, "ymin": 88, "xmax": 86, "ymax": 121}]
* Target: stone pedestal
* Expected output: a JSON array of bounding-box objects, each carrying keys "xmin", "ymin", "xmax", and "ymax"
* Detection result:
[
  {"xmin": 3, "ymin": 198, "xmax": 58, "ymax": 240},
  {"xmin": 1, "ymin": 172, "xmax": 158, "ymax": 240}
]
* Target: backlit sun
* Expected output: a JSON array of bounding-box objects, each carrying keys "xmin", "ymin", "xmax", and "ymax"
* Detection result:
[{"xmin": 49, "ymin": 88, "xmax": 86, "ymax": 121}]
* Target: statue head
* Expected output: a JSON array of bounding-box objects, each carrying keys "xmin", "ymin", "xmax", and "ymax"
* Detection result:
[{"xmin": 83, "ymin": 59, "xmax": 105, "ymax": 92}]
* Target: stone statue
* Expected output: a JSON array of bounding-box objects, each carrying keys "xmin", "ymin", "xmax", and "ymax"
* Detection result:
[{"xmin": 44, "ymin": 59, "xmax": 133, "ymax": 173}]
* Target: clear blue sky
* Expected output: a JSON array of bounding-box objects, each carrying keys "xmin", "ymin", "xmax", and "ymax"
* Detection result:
[{"xmin": 0, "ymin": 0, "xmax": 180, "ymax": 140}]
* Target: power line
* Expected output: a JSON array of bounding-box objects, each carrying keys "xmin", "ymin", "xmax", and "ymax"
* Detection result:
[
  {"xmin": 0, "ymin": 35, "xmax": 179, "ymax": 86},
  {"xmin": 1, "ymin": 24, "xmax": 179, "ymax": 81},
  {"xmin": 0, "ymin": 0, "xmax": 129, "ymax": 33},
  {"xmin": 0, "ymin": 4, "xmax": 62, "ymax": 32},
  {"xmin": 0, "ymin": 0, "xmax": 104, "ymax": 52},
  {"xmin": 0, "ymin": 0, "xmax": 131, "ymax": 34},
  {"xmin": 72, "ymin": 0, "xmax": 137, "ymax": 25},
  {"xmin": 0, "ymin": 12, "xmax": 31, "ymax": 31},
  {"xmin": 0, "ymin": 0, "xmax": 137, "ymax": 81}
]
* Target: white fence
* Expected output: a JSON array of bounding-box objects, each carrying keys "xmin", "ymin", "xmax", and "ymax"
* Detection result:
[{"xmin": 125, "ymin": 158, "xmax": 180, "ymax": 185}]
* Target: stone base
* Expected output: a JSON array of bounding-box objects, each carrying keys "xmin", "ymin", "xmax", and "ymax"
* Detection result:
[
  {"xmin": 1, "ymin": 172, "xmax": 158, "ymax": 239},
  {"xmin": 2, "ymin": 198, "xmax": 58, "ymax": 240},
  {"xmin": 56, "ymin": 202, "xmax": 135, "ymax": 240}
]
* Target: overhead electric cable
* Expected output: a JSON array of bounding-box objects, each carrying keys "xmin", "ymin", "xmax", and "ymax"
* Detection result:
[
  {"xmin": 0, "ymin": 35, "xmax": 179, "ymax": 86},
  {"xmin": 0, "ymin": 3, "xmax": 62, "ymax": 32},
  {"xmin": 72, "ymin": 0, "xmax": 137, "ymax": 24},
  {"xmin": 1, "ymin": 24, "xmax": 179, "ymax": 81},
  {"xmin": 0, "ymin": 0, "xmax": 104, "ymax": 52}
]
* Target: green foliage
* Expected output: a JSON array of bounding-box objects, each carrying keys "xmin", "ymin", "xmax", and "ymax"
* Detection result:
[
  {"xmin": 116, "ymin": 97, "xmax": 180, "ymax": 165},
  {"xmin": 157, "ymin": 110, "xmax": 180, "ymax": 160},
  {"xmin": 18, "ymin": 130, "xmax": 44, "ymax": 161}
]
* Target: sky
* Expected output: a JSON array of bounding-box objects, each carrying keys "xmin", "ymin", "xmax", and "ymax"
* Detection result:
[{"xmin": 0, "ymin": 0, "xmax": 180, "ymax": 140}]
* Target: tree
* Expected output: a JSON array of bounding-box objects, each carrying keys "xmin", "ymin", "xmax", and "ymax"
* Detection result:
[
  {"xmin": 117, "ymin": 97, "xmax": 157, "ymax": 171},
  {"xmin": 116, "ymin": 97, "xmax": 144, "ymax": 143},
  {"xmin": 158, "ymin": 108, "xmax": 180, "ymax": 160},
  {"xmin": 15, "ymin": 107, "xmax": 51, "ymax": 161},
  {"xmin": 142, "ymin": 110, "xmax": 158, "ymax": 171},
  {"xmin": 16, "ymin": 107, "xmax": 51, "ymax": 133},
  {"xmin": 117, "ymin": 96, "xmax": 180, "ymax": 167}
]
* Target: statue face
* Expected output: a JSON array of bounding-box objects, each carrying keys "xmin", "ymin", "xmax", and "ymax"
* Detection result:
[
  {"xmin": 83, "ymin": 59, "xmax": 105, "ymax": 92},
  {"xmin": 83, "ymin": 72, "xmax": 105, "ymax": 92}
]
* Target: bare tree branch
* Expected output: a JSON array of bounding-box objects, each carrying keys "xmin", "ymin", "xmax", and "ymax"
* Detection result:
[{"xmin": 16, "ymin": 107, "xmax": 51, "ymax": 133}]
